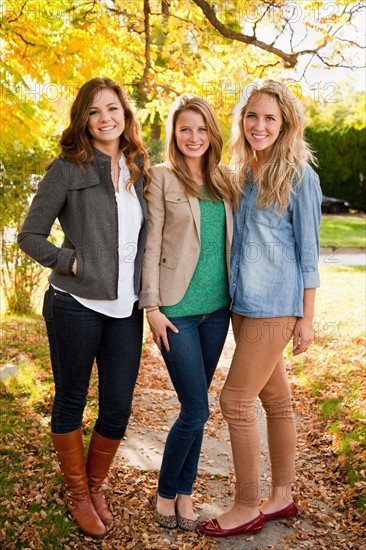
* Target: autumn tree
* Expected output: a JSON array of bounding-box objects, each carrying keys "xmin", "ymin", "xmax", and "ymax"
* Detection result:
[
  {"xmin": 2, "ymin": 1, "xmax": 365, "ymax": 146},
  {"xmin": 0, "ymin": 143, "xmax": 55, "ymax": 313}
]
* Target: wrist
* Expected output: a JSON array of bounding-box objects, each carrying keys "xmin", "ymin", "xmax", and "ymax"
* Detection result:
[
  {"xmin": 302, "ymin": 314, "xmax": 314, "ymax": 320},
  {"xmin": 146, "ymin": 306, "xmax": 160, "ymax": 314},
  {"xmin": 298, "ymin": 316, "xmax": 314, "ymax": 324},
  {"xmin": 69, "ymin": 251, "xmax": 77, "ymax": 275}
]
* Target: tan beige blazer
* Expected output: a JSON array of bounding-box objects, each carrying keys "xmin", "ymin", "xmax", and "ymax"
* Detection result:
[{"xmin": 139, "ymin": 163, "xmax": 233, "ymax": 308}]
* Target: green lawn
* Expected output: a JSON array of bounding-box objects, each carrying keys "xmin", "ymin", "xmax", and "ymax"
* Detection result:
[{"xmin": 320, "ymin": 214, "xmax": 366, "ymax": 249}]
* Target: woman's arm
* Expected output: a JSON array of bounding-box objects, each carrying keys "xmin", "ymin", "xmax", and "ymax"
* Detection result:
[
  {"xmin": 291, "ymin": 166, "xmax": 322, "ymax": 355},
  {"xmin": 291, "ymin": 166, "xmax": 322, "ymax": 291},
  {"xmin": 139, "ymin": 167, "xmax": 166, "ymax": 308},
  {"xmin": 293, "ymin": 288, "xmax": 316, "ymax": 355},
  {"xmin": 17, "ymin": 160, "xmax": 73, "ymax": 274},
  {"xmin": 139, "ymin": 167, "xmax": 178, "ymax": 351}
]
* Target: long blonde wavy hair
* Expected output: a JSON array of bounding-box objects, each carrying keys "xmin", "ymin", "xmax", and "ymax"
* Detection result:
[
  {"xmin": 164, "ymin": 94, "xmax": 236, "ymax": 204},
  {"xmin": 230, "ymin": 79, "xmax": 316, "ymax": 212}
]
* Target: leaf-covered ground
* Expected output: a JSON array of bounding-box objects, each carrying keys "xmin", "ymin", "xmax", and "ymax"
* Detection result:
[{"xmin": 0, "ymin": 265, "xmax": 365, "ymax": 548}]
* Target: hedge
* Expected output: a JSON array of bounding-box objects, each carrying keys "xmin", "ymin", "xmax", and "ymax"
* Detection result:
[{"xmin": 306, "ymin": 126, "xmax": 366, "ymax": 211}]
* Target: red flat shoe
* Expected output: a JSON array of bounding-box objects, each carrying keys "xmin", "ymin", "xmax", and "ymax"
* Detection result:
[
  {"xmin": 196, "ymin": 513, "xmax": 264, "ymax": 537},
  {"xmin": 261, "ymin": 502, "xmax": 297, "ymax": 522}
]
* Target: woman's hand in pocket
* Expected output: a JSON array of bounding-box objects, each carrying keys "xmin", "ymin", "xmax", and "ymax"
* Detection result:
[{"xmin": 71, "ymin": 258, "xmax": 77, "ymax": 275}]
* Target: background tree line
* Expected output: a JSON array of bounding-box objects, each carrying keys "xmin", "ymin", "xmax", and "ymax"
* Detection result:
[
  {"xmin": 307, "ymin": 126, "xmax": 365, "ymax": 210},
  {"xmin": 1, "ymin": 0, "xmax": 365, "ymax": 314}
]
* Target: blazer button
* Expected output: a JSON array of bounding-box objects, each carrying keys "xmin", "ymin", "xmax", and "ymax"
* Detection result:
[
  {"xmin": 162, "ymin": 258, "xmax": 166, "ymax": 263},
  {"xmin": 176, "ymin": 196, "xmax": 181, "ymax": 201}
]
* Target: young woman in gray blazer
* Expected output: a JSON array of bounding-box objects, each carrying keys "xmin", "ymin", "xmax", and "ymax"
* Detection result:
[
  {"xmin": 139, "ymin": 94, "xmax": 238, "ymax": 531},
  {"xmin": 18, "ymin": 77, "xmax": 149, "ymax": 538}
]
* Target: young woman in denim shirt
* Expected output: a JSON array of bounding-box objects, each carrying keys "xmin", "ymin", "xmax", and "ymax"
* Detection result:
[
  {"xmin": 139, "ymin": 95, "xmax": 237, "ymax": 530},
  {"xmin": 18, "ymin": 78, "xmax": 149, "ymax": 538},
  {"xmin": 197, "ymin": 79, "xmax": 322, "ymax": 538}
]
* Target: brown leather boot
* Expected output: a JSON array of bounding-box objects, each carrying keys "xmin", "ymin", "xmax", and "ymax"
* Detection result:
[
  {"xmin": 52, "ymin": 428, "xmax": 107, "ymax": 538},
  {"xmin": 86, "ymin": 431, "xmax": 121, "ymax": 526}
]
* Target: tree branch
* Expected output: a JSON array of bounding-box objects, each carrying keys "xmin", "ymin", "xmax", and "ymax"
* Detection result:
[
  {"xmin": 5, "ymin": 0, "xmax": 28, "ymax": 23},
  {"xmin": 191, "ymin": 0, "xmax": 364, "ymax": 70},
  {"xmin": 12, "ymin": 31, "xmax": 37, "ymax": 47},
  {"xmin": 191, "ymin": 0, "xmax": 299, "ymax": 67},
  {"xmin": 336, "ymin": 37, "xmax": 366, "ymax": 49},
  {"xmin": 143, "ymin": 0, "xmax": 151, "ymax": 81},
  {"xmin": 137, "ymin": 0, "xmax": 152, "ymax": 98}
]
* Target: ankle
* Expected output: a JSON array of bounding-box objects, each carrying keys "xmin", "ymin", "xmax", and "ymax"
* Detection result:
[
  {"xmin": 260, "ymin": 487, "xmax": 294, "ymax": 513},
  {"xmin": 157, "ymin": 494, "xmax": 175, "ymax": 516},
  {"xmin": 176, "ymin": 494, "xmax": 197, "ymax": 520},
  {"xmin": 176, "ymin": 494, "xmax": 192, "ymax": 506},
  {"xmin": 271, "ymin": 485, "xmax": 293, "ymax": 503},
  {"xmin": 233, "ymin": 501, "xmax": 260, "ymax": 513},
  {"xmin": 216, "ymin": 503, "xmax": 260, "ymax": 530}
]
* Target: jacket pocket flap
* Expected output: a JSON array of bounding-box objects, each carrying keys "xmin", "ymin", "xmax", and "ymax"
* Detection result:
[
  {"xmin": 160, "ymin": 254, "xmax": 178, "ymax": 269},
  {"xmin": 165, "ymin": 192, "xmax": 189, "ymax": 204},
  {"xmin": 65, "ymin": 164, "xmax": 100, "ymax": 190}
]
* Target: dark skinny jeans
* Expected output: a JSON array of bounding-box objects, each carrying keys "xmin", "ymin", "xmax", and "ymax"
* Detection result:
[{"xmin": 43, "ymin": 286, "xmax": 143, "ymax": 439}]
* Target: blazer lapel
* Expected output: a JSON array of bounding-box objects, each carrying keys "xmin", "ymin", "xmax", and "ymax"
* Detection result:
[
  {"xmin": 187, "ymin": 194, "xmax": 201, "ymax": 242},
  {"xmin": 134, "ymin": 176, "xmax": 148, "ymax": 221}
]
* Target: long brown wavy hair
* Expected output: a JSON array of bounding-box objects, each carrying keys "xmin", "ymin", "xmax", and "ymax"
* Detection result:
[
  {"xmin": 60, "ymin": 77, "xmax": 149, "ymax": 190},
  {"xmin": 164, "ymin": 94, "xmax": 238, "ymax": 205},
  {"xmin": 230, "ymin": 79, "xmax": 316, "ymax": 213}
]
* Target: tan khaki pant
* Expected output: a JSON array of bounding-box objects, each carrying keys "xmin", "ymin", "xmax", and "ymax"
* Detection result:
[{"xmin": 220, "ymin": 314, "xmax": 297, "ymax": 507}]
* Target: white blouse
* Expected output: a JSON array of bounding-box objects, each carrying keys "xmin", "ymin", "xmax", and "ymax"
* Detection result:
[{"xmin": 70, "ymin": 154, "xmax": 143, "ymax": 318}]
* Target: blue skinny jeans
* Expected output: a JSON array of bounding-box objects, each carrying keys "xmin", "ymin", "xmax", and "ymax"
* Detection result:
[{"xmin": 158, "ymin": 306, "xmax": 230, "ymax": 499}]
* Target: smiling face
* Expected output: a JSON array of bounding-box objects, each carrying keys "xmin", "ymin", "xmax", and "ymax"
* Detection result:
[
  {"xmin": 243, "ymin": 92, "xmax": 283, "ymax": 161},
  {"xmin": 87, "ymin": 88, "xmax": 125, "ymax": 152},
  {"xmin": 174, "ymin": 110, "xmax": 211, "ymax": 162}
]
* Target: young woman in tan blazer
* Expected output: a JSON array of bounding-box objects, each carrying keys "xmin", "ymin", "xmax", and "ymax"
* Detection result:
[{"xmin": 139, "ymin": 94, "xmax": 238, "ymax": 530}]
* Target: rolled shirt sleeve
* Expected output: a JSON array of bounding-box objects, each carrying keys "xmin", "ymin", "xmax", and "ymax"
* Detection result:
[{"xmin": 291, "ymin": 166, "xmax": 322, "ymax": 289}]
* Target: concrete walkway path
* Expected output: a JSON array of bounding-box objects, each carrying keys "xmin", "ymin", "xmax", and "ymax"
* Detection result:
[
  {"xmin": 320, "ymin": 247, "xmax": 365, "ymax": 266},
  {"xmin": 116, "ymin": 331, "xmax": 315, "ymax": 549}
]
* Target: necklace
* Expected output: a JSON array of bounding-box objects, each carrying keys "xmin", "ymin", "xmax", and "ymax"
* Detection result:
[{"xmin": 111, "ymin": 157, "xmax": 121, "ymax": 191}]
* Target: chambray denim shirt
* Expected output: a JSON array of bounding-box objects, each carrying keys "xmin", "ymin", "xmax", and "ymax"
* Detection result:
[{"xmin": 230, "ymin": 164, "xmax": 322, "ymax": 318}]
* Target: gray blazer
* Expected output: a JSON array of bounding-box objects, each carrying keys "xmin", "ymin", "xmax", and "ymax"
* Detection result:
[
  {"xmin": 18, "ymin": 148, "xmax": 148, "ymax": 300},
  {"xmin": 139, "ymin": 164, "xmax": 233, "ymax": 308}
]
